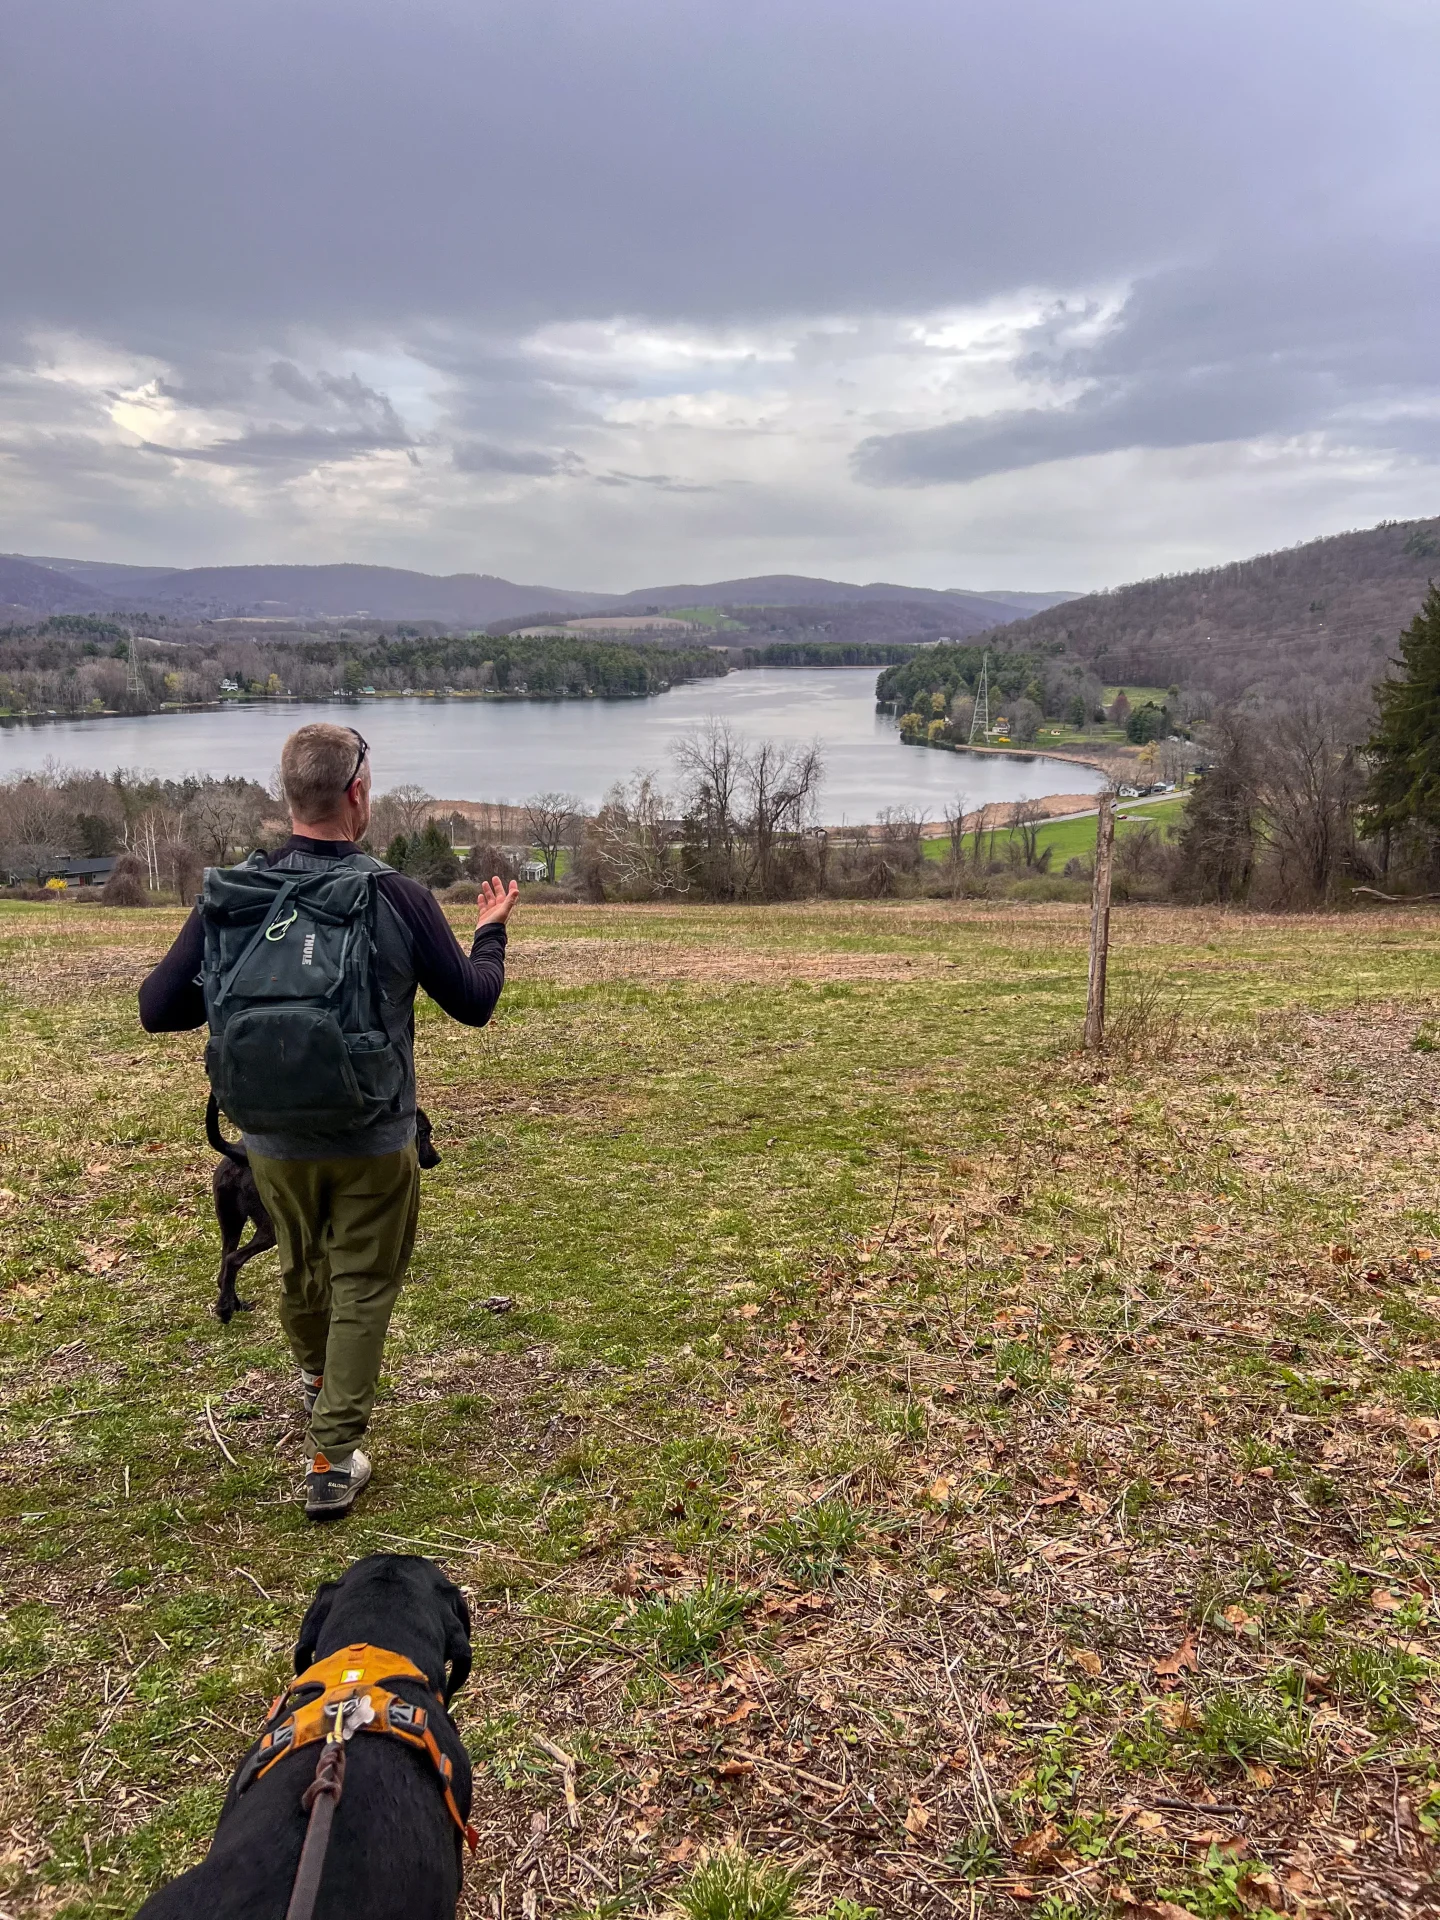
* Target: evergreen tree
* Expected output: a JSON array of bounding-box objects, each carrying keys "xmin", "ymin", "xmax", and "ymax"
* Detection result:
[
  {"xmin": 409, "ymin": 819, "xmax": 461, "ymax": 889},
  {"xmin": 1176, "ymin": 711, "xmax": 1261, "ymax": 902},
  {"xmin": 384, "ymin": 832, "xmax": 411, "ymax": 872},
  {"xmin": 1365, "ymin": 584, "xmax": 1440, "ymax": 834}
]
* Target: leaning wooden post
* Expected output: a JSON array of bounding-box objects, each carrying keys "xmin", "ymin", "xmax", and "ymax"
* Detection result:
[{"xmin": 1085, "ymin": 790, "xmax": 1116, "ymax": 1051}]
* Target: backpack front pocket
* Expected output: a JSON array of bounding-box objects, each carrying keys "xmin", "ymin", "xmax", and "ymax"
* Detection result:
[{"xmin": 216, "ymin": 1007, "xmax": 365, "ymax": 1132}]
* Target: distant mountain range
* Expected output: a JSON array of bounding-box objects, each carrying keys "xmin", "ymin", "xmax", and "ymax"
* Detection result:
[
  {"xmin": 966, "ymin": 514, "xmax": 1440, "ymax": 699},
  {"xmin": 0, "ymin": 553, "xmax": 1076, "ymax": 631}
]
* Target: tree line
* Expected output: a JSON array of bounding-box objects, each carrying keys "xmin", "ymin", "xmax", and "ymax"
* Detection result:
[
  {"xmin": 7, "ymin": 585, "xmax": 1439, "ymax": 910},
  {"xmin": 0, "ymin": 619, "xmax": 728, "ymax": 715}
]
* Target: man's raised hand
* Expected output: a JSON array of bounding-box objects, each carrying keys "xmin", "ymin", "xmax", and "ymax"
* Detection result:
[{"xmin": 476, "ymin": 876, "xmax": 521, "ymax": 928}]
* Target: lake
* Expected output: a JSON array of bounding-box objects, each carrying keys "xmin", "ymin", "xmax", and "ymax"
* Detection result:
[{"xmin": 0, "ymin": 668, "xmax": 1102, "ymax": 823}]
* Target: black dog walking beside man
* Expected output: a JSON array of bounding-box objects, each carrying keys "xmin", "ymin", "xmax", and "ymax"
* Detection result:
[{"xmin": 140, "ymin": 722, "xmax": 518, "ymax": 1518}]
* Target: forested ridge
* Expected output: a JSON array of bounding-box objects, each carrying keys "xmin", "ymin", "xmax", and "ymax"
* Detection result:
[{"xmin": 967, "ymin": 515, "xmax": 1440, "ymax": 699}]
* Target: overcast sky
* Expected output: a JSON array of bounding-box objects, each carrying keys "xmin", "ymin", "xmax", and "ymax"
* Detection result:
[{"xmin": 2, "ymin": 0, "xmax": 1436, "ymax": 591}]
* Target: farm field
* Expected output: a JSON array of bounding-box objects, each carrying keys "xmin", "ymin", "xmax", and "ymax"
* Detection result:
[
  {"xmin": 922, "ymin": 795, "xmax": 1188, "ymax": 869},
  {"xmin": 1, "ymin": 897, "xmax": 1438, "ymax": 1918}
]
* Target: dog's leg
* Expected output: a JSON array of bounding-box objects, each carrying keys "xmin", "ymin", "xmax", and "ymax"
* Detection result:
[
  {"xmin": 213, "ymin": 1173, "xmax": 256, "ymax": 1324},
  {"xmin": 226, "ymin": 1217, "xmax": 276, "ymax": 1317}
]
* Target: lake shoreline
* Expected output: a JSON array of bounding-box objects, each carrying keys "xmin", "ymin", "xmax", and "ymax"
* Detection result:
[{"xmin": 0, "ymin": 669, "xmax": 1104, "ymax": 821}]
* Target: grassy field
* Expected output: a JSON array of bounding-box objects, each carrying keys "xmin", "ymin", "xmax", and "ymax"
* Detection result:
[
  {"xmin": 923, "ymin": 796, "xmax": 1188, "ymax": 869},
  {"xmin": 1033, "ymin": 686, "xmax": 1175, "ymax": 752},
  {"xmin": 1, "ymin": 897, "xmax": 1438, "ymax": 1918}
]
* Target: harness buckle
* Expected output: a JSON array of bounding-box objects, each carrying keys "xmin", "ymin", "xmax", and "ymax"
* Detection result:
[{"xmin": 323, "ymin": 1693, "xmax": 376, "ymax": 1742}]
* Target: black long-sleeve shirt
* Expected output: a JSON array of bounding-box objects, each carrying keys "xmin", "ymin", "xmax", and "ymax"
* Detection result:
[
  {"xmin": 139, "ymin": 837, "xmax": 506, "ymax": 1032},
  {"xmin": 139, "ymin": 836, "xmax": 506, "ymax": 1158}
]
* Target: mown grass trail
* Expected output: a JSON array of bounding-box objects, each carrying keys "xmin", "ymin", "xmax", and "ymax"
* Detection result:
[{"xmin": 1, "ymin": 899, "xmax": 1437, "ymax": 1918}]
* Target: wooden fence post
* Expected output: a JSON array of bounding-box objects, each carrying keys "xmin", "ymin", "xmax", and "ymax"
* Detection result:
[{"xmin": 1085, "ymin": 791, "xmax": 1116, "ymax": 1051}]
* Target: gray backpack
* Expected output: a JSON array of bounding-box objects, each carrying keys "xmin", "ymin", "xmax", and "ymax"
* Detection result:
[{"xmin": 199, "ymin": 852, "xmax": 403, "ymax": 1135}]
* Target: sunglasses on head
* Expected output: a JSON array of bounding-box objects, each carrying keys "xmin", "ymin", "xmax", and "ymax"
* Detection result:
[{"xmin": 347, "ymin": 730, "xmax": 369, "ymax": 791}]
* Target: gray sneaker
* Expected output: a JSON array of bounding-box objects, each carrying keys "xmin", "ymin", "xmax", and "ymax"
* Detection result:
[
  {"xmin": 305, "ymin": 1448, "xmax": 371, "ymax": 1521},
  {"xmin": 301, "ymin": 1370, "xmax": 323, "ymax": 1419}
]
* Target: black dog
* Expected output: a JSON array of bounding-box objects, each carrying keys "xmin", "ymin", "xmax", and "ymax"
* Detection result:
[
  {"xmin": 207, "ymin": 1094, "xmax": 440, "ymax": 1323},
  {"xmin": 135, "ymin": 1555, "xmax": 475, "ymax": 1920}
]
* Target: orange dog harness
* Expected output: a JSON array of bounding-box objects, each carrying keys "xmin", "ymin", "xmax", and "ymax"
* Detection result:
[{"xmin": 238, "ymin": 1642, "xmax": 478, "ymax": 1850}]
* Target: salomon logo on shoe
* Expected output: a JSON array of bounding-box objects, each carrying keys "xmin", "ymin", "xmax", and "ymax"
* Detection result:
[{"xmin": 304, "ymin": 1448, "xmax": 372, "ymax": 1521}]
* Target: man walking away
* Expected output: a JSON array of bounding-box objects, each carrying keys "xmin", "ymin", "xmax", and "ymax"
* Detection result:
[{"xmin": 139, "ymin": 723, "xmax": 518, "ymax": 1519}]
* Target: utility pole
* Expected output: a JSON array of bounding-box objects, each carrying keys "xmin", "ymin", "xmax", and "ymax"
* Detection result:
[
  {"xmin": 968, "ymin": 652, "xmax": 991, "ymax": 746},
  {"xmin": 125, "ymin": 634, "xmax": 144, "ymax": 700},
  {"xmin": 1085, "ymin": 791, "xmax": 1116, "ymax": 1050}
]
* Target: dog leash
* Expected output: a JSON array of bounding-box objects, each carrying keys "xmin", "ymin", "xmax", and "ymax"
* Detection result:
[{"xmin": 284, "ymin": 1726, "xmax": 348, "ymax": 1920}]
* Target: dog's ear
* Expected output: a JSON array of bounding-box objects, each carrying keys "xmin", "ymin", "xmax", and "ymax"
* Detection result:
[
  {"xmin": 293, "ymin": 1580, "xmax": 340, "ymax": 1674},
  {"xmin": 439, "ymin": 1580, "xmax": 472, "ymax": 1704}
]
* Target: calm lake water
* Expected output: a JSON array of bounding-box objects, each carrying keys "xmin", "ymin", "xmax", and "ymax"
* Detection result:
[{"xmin": 0, "ymin": 668, "xmax": 1101, "ymax": 823}]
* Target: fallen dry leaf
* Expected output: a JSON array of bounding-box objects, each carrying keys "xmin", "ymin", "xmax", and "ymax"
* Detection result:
[
  {"xmin": 1069, "ymin": 1647, "xmax": 1102, "ymax": 1676},
  {"xmin": 1369, "ymin": 1589, "xmax": 1403, "ymax": 1612},
  {"xmin": 1152, "ymin": 1630, "xmax": 1199, "ymax": 1680},
  {"xmin": 1155, "ymin": 1694, "xmax": 1201, "ymax": 1732},
  {"xmin": 903, "ymin": 1800, "xmax": 932, "ymax": 1836}
]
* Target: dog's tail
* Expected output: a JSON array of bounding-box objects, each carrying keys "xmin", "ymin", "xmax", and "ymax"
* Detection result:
[{"xmin": 206, "ymin": 1091, "xmax": 249, "ymax": 1166}]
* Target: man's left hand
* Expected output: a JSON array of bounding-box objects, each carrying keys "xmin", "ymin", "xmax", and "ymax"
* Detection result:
[{"xmin": 476, "ymin": 877, "xmax": 520, "ymax": 928}]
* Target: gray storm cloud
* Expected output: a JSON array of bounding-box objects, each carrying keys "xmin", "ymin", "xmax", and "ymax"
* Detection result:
[
  {"xmin": 0, "ymin": 0, "xmax": 1436, "ymax": 584},
  {"xmin": 854, "ymin": 248, "xmax": 1440, "ymax": 486}
]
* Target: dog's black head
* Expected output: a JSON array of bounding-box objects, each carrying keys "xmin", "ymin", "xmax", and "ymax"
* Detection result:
[{"xmin": 293, "ymin": 1554, "xmax": 471, "ymax": 1704}]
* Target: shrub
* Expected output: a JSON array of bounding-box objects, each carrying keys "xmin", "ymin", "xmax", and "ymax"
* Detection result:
[{"xmin": 101, "ymin": 854, "xmax": 149, "ymax": 907}]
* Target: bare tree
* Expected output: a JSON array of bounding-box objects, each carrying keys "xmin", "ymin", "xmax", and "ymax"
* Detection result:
[
  {"xmin": 1009, "ymin": 796, "xmax": 1045, "ymax": 868},
  {"xmin": 577, "ymin": 776, "xmax": 686, "ymax": 900},
  {"xmin": 876, "ymin": 806, "xmax": 925, "ymax": 872},
  {"xmin": 185, "ymin": 783, "xmax": 263, "ymax": 864},
  {"xmin": 944, "ymin": 792, "xmax": 971, "ymax": 895},
  {"xmin": 1262, "ymin": 700, "xmax": 1365, "ymax": 905},
  {"xmin": 674, "ymin": 722, "xmax": 747, "ymax": 898},
  {"xmin": 524, "ymin": 791, "xmax": 583, "ymax": 882},
  {"xmin": 384, "ymin": 784, "xmax": 437, "ymax": 836},
  {"xmin": 740, "ymin": 739, "xmax": 824, "ymax": 898}
]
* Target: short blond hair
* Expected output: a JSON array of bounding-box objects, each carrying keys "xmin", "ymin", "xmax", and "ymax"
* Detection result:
[{"xmin": 281, "ymin": 723, "xmax": 366, "ymax": 821}]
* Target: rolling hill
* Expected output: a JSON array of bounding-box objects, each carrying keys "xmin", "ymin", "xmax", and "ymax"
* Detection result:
[
  {"xmin": 968, "ymin": 515, "xmax": 1440, "ymax": 699},
  {"xmin": 3, "ymin": 555, "xmax": 1074, "ymax": 630}
]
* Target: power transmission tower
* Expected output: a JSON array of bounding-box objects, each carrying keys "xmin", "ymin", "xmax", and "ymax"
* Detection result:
[
  {"xmin": 968, "ymin": 652, "xmax": 991, "ymax": 746},
  {"xmin": 125, "ymin": 634, "xmax": 144, "ymax": 699}
]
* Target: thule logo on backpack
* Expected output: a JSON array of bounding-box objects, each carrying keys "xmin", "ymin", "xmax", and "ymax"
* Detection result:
[{"xmin": 301, "ymin": 933, "xmax": 316, "ymax": 967}]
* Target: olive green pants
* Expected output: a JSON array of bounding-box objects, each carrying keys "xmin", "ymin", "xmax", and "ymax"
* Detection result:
[{"xmin": 248, "ymin": 1143, "xmax": 420, "ymax": 1458}]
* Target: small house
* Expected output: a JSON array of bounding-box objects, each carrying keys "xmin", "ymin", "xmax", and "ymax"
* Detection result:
[{"xmin": 37, "ymin": 856, "xmax": 119, "ymax": 887}]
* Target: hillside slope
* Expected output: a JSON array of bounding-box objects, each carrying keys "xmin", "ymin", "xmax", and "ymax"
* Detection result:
[
  {"xmin": 0, "ymin": 556, "xmax": 98, "ymax": 615},
  {"xmin": 7, "ymin": 556, "xmax": 1069, "ymax": 631},
  {"xmin": 971, "ymin": 515, "xmax": 1440, "ymax": 698}
]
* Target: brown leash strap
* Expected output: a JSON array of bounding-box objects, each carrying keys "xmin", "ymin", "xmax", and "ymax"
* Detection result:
[{"xmin": 284, "ymin": 1739, "xmax": 346, "ymax": 1920}]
